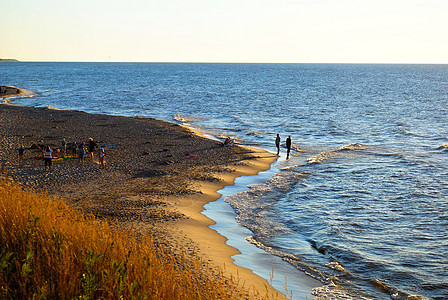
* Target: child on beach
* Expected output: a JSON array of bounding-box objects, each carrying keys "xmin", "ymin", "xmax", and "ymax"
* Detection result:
[
  {"xmin": 71, "ymin": 141, "xmax": 78, "ymax": 157},
  {"xmin": 98, "ymin": 145, "xmax": 106, "ymax": 169},
  {"xmin": 78, "ymin": 142, "xmax": 86, "ymax": 164},
  {"xmin": 43, "ymin": 146, "xmax": 53, "ymax": 171},
  {"xmin": 61, "ymin": 138, "xmax": 67, "ymax": 156}
]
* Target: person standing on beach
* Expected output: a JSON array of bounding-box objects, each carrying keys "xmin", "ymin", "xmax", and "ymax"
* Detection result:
[
  {"xmin": 275, "ymin": 133, "xmax": 281, "ymax": 155},
  {"xmin": 286, "ymin": 136, "xmax": 292, "ymax": 159},
  {"xmin": 18, "ymin": 145, "xmax": 25, "ymax": 164},
  {"xmin": 61, "ymin": 138, "xmax": 67, "ymax": 156},
  {"xmin": 78, "ymin": 142, "xmax": 86, "ymax": 164},
  {"xmin": 71, "ymin": 141, "xmax": 78, "ymax": 157},
  {"xmin": 88, "ymin": 138, "xmax": 97, "ymax": 159},
  {"xmin": 43, "ymin": 146, "xmax": 53, "ymax": 171},
  {"xmin": 98, "ymin": 145, "xmax": 106, "ymax": 169}
]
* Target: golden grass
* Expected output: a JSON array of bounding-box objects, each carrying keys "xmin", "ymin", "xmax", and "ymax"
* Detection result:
[{"xmin": 0, "ymin": 177, "xmax": 264, "ymax": 299}]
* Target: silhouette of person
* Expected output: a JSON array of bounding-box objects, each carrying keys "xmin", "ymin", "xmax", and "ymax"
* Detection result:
[
  {"xmin": 275, "ymin": 133, "xmax": 281, "ymax": 155},
  {"xmin": 286, "ymin": 136, "xmax": 292, "ymax": 159},
  {"xmin": 88, "ymin": 138, "xmax": 97, "ymax": 159}
]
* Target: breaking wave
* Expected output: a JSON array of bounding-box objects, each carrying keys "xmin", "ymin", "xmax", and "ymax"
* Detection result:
[
  {"xmin": 307, "ymin": 142, "xmax": 372, "ymax": 164},
  {"xmin": 173, "ymin": 114, "xmax": 211, "ymax": 124},
  {"xmin": 225, "ymin": 167, "xmax": 306, "ymax": 237},
  {"xmin": 437, "ymin": 144, "xmax": 448, "ymax": 151}
]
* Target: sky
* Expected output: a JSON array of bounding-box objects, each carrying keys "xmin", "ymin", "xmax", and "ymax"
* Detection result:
[{"xmin": 1, "ymin": 0, "xmax": 447, "ymax": 63}]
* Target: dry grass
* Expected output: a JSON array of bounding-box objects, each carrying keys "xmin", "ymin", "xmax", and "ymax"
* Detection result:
[{"xmin": 0, "ymin": 177, "xmax": 264, "ymax": 299}]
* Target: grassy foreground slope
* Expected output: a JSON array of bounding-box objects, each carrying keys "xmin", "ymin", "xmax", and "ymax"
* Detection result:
[{"xmin": 0, "ymin": 177, "xmax": 263, "ymax": 299}]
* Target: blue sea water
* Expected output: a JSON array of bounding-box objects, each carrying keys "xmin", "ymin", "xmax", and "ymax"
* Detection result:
[{"xmin": 2, "ymin": 62, "xmax": 448, "ymax": 299}]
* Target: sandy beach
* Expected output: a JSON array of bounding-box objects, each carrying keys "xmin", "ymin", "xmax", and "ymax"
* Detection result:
[{"xmin": 0, "ymin": 103, "xmax": 288, "ymax": 298}]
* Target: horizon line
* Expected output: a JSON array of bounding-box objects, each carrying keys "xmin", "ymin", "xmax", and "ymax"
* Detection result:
[{"xmin": 6, "ymin": 60, "xmax": 448, "ymax": 65}]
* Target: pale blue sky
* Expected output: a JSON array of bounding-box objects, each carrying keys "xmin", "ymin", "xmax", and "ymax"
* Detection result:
[{"xmin": 2, "ymin": 0, "xmax": 447, "ymax": 63}]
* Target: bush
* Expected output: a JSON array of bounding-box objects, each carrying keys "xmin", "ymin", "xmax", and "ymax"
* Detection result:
[{"xmin": 0, "ymin": 177, "xmax": 260, "ymax": 299}]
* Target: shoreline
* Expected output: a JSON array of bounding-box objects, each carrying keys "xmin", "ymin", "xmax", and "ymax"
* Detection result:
[
  {"xmin": 0, "ymin": 103, "xmax": 301, "ymax": 298},
  {"xmin": 166, "ymin": 148, "xmax": 286, "ymax": 297}
]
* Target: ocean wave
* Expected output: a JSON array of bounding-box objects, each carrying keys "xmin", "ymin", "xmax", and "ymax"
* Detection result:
[
  {"xmin": 225, "ymin": 168, "xmax": 307, "ymax": 237},
  {"xmin": 246, "ymin": 130, "xmax": 274, "ymax": 136},
  {"xmin": 326, "ymin": 261, "xmax": 347, "ymax": 273},
  {"xmin": 306, "ymin": 150, "xmax": 337, "ymax": 164},
  {"xmin": 312, "ymin": 282, "xmax": 372, "ymax": 300},
  {"xmin": 290, "ymin": 142, "xmax": 305, "ymax": 153},
  {"xmin": 339, "ymin": 142, "xmax": 371, "ymax": 151},
  {"xmin": 375, "ymin": 152, "xmax": 405, "ymax": 158},
  {"xmin": 437, "ymin": 144, "xmax": 448, "ymax": 151},
  {"xmin": 246, "ymin": 236, "xmax": 327, "ymax": 283},
  {"xmin": 45, "ymin": 106, "xmax": 66, "ymax": 111},
  {"xmin": 370, "ymin": 279, "xmax": 427, "ymax": 300},
  {"xmin": 307, "ymin": 142, "xmax": 371, "ymax": 164},
  {"xmin": 173, "ymin": 114, "xmax": 211, "ymax": 123},
  {"xmin": 246, "ymin": 235, "xmax": 372, "ymax": 299},
  {"xmin": 232, "ymin": 115, "xmax": 251, "ymax": 128},
  {"xmin": 20, "ymin": 88, "xmax": 39, "ymax": 97}
]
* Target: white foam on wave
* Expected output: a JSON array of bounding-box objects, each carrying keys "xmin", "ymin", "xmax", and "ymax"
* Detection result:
[
  {"xmin": 173, "ymin": 114, "xmax": 210, "ymax": 123},
  {"xmin": 225, "ymin": 167, "xmax": 307, "ymax": 238},
  {"xmin": 437, "ymin": 144, "xmax": 448, "ymax": 150},
  {"xmin": 45, "ymin": 106, "xmax": 66, "ymax": 111},
  {"xmin": 20, "ymin": 88, "xmax": 39, "ymax": 98},
  {"xmin": 307, "ymin": 142, "xmax": 372, "ymax": 164},
  {"xmin": 246, "ymin": 235, "xmax": 328, "ymax": 283},
  {"xmin": 339, "ymin": 142, "xmax": 371, "ymax": 151},
  {"xmin": 226, "ymin": 163, "xmax": 371, "ymax": 299},
  {"xmin": 203, "ymin": 162, "xmax": 323, "ymax": 298},
  {"xmin": 290, "ymin": 142, "xmax": 305, "ymax": 153},
  {"xmin": 312, "ymin": 282, "xmax": 373, "ymax": 300}
]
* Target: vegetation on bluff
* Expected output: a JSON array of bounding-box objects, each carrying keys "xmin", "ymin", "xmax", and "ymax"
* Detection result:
[{"xmin": 0, "ymin": 177, "xmax": 263, "ymax": 299}]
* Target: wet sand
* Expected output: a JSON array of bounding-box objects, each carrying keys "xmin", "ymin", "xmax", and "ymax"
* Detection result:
[{"xmin": 0, "ymin": 103, "xmax": 288, "ymax": 298}]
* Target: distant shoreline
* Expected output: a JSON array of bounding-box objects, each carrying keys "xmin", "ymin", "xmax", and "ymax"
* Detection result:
[
  {"xmin": 0, "ymin": 58, "xmax": 19, "ymax": 62},
  {"xmin": 2, "ymin": 60, "xmax": 448, "ymax": 65}
]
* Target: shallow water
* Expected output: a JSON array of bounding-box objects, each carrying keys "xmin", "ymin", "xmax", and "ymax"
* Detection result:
[{"xmin": 2, "ymin": 62, "xmax": 448, "ymax": 299}]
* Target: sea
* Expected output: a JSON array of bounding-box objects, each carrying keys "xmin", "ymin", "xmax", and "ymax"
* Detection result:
[{"xmin": 1, "ymin": 62, "xmax": 448, "ymax": 299}]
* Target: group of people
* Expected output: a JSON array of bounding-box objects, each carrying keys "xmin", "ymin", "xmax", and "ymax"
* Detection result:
[
  {"xmin": 223, "ymin": 136, "xmax": 234, "ymax": 147},
  {"xmin": 62, "ymin": 138, "xmax": 101, "ymax": 164},
  {"xmin": 18, "ymin": 137, "xmax": 107, "ymax": 171},
  {"xmin": 276, "ymin": 133, "xmax": 292, "ymax": 159},
  {"xmin": 221, "ymin": 133, "xmax": 293, "ymax": 159}
]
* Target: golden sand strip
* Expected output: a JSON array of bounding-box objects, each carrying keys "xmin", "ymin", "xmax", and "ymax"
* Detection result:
[{"xmin": 167, "ymin": 148, "xmax": 282, "ymax": 298}]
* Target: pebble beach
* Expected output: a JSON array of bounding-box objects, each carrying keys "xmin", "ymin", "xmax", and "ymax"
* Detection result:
[{"xmin": 0, "ymin": 102, "xmax": 283, "ymax": 298}]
